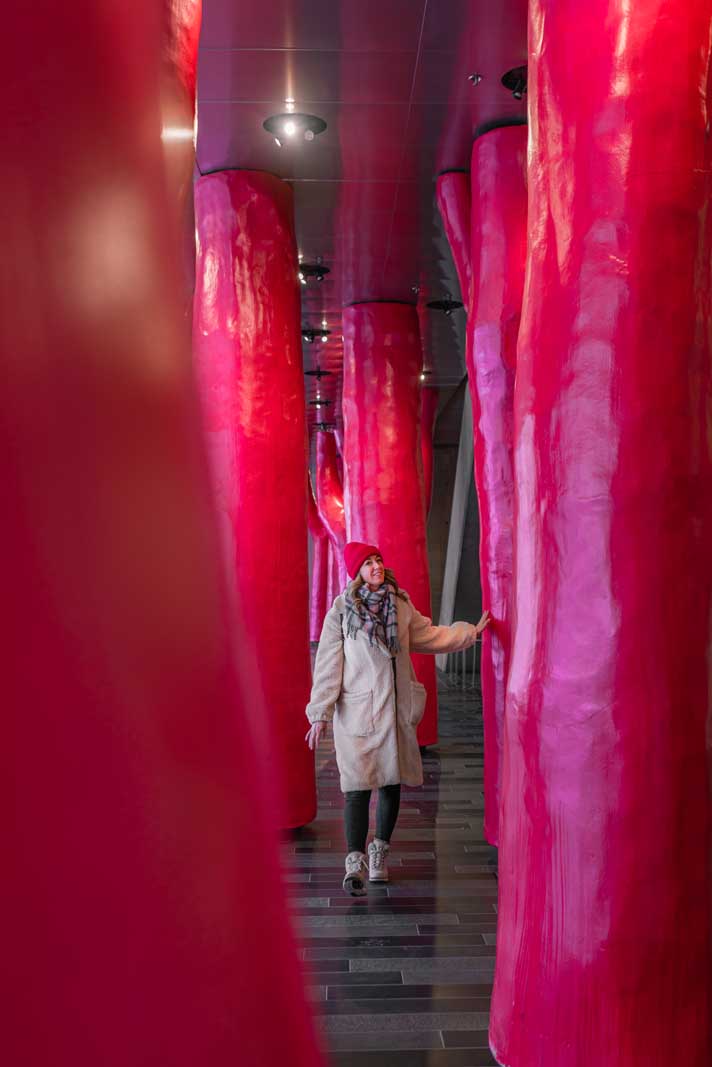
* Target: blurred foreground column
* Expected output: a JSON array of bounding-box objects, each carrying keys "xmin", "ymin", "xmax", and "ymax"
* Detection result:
[
  {"xmin": 342, "ymin": 302, "xmax": 438, "ymax": 745},
  {"xmin": 3, "ymin": 4, "xmax": 323, "ymax": 1066},
  {"xmin": 193, "ymin": 169, "xmax": 316, "ymax": 829},
  {"xmin": 492, "ymin": 3, "xmax": 712, "ymax": 1064}
]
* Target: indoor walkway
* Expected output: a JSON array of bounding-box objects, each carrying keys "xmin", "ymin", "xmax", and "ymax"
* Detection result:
[{"xmin": 285, "ymin": 678, "xmax": 499, "ymax": 1066}]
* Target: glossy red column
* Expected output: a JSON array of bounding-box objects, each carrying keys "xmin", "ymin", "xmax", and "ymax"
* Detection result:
[
  {"xmin": 420, "ymin": 386, "xmax": 439, "ymax": 518},
  {"xmin": 316, "ymin": 429, "xmax": 348, "ymax": 590},
  {"xmin": 193, "ymin": 170, "xmax": 316, "ymax": 829},
  {"xmin": 491, "ymin": 4, "xmax": 712, "ymax": 1064},
  {"xmin": 342, "ymin": 303, "xmax": 437, "ymax": 744},
  {"xmin": 436, "ymin": 170, "xmax": 472, "ymax": 302},
  {"xmin": 468, "ymin": 126, "xmax": 527, "ymax": 846},
  {"xmin": 308, "ymin": 475, "xmax": 329, "ymax": 641},
  {"xmin": 3, "ymin": 4, "xmax": 323, "ymax": 1066}
]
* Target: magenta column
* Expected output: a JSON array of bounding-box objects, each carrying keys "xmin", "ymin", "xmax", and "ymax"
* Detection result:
[
  {"xmin": 436, "ymin": 170, "xmax": 472, "ymax": 301},
  {"xmin": 308, "ymin": 475, "xmax": 329, "ymax": 640},
  {"xmin": 491, "ymin": 3, "xmax": 712, "ymax": 1065},
  {"xmin": 193, "ymin": 170, "xmax": 316, "ymax": 829},
  {"xmin": 3, "ymin": 3, "xmax": 323, "ymax": 1065},
  {"xmin": 342, "ymin": 302, "xmax": 438, "ymax": 745},
  {"xmin": 315, "ymin": 429, "xmax": 348, "ymax": 590},
  {"xmin": 468, "ymin": 126, "xmax": 527, "ymax": 846}
]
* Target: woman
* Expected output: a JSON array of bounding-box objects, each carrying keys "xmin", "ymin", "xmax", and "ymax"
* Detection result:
[{"xmin": 305, "ymin": 541, "xmax": 490, "ymax": 896}]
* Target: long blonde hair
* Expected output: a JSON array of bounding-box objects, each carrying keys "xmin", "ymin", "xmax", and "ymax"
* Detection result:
[{"xmin": 348, "ymin": 567, "xmax": 408, "ymax": 607}]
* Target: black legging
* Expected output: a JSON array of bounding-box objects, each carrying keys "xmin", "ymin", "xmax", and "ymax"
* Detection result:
[{"xmin": 344, "ymin": 784, "xmax": 401, "ymax": 853}]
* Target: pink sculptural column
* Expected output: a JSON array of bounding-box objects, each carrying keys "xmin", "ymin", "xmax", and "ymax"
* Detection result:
[
  {"xmin": 193, "ymin": 169, "xmax": 316, "ymax": 830},
  {"xmin": 436, "ymin": 170, "xmax": 472, "ymax": 301},
  {"xmin": 342, "ymin": 302, "xmax": 438, "ymax": 745},
  {"xmin": 3, "ymin": 4, "xmax": 323, "ymax": 1066},
  {"xmin": 308, "ymin": 475, "xmax": 329, "ymax": 641},
  {"xmin": 491, "ymin": 3, "xmax": 712, "ymax": 1064},
  {"xmin": 327, "ymin": 542, "xmax": 342, "ymax": 604},
  {"xmin": 468, "ymin": 125, "xmax": 527, "ymax": 846},
  {"xmin": 437, "ymin": 135, "xmax": 527, "ymax": 846},
  {"xmin": 315, "ymin": 429, "xmax": 349, "ymax": 590}
]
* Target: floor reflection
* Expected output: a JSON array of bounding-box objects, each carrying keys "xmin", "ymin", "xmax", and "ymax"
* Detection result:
[{"xmin": 285, "ymin": 677, "xmax": 498, "ymax": 1067}]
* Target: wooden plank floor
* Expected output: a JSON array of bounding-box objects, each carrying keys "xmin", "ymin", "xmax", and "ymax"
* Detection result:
[{"xmin": 285, "ymin": 677, "xmax": 498, "ymax": 1067}]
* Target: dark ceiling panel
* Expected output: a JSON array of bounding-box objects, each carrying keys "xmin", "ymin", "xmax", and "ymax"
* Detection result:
[
  {"xmin": 197, "ymin": 100, "xmax": 412, "ymax": 180},
  {"xmin": 201, "ymin": 0, "xmax": 425, "ymax": 52},
  {"xmin": 198, "ymin": 49, "xmax": 417, "ymax": 104},
  {"xmin": 197, "ymin": 0, "xmax": 528, "ymax": 408}
]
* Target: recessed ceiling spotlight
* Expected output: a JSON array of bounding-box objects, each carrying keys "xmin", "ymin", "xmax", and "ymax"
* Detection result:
[
  {"xmin": 420, "ymin": 369, "xmax": 433, "ymax": 381},
  {"xmin": 501, "ymin": 65, "xmax": 527, "ymax": 100},
  {"xmin": 314, "ymin": 421, "xmax": 336, "ymax": 432},
  {"xmin": 263, "ymin": 112, "xmax": 327, "ymax": 147},
  {"xmin": 426, "ymin": 298, "xmax": 464, "ymax": 316},
  {"xmin": 468, "ymin": 72, "xmax": 483, "ymax": 86},
  {"xmin": 308, "ymin": 398, "xmax": 332, "ymax": 408},
  {"xmin": 298, "ymin": 262, "xmax": 330, "ymax": 284}
]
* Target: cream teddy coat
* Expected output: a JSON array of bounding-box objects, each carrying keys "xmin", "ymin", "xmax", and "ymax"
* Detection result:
[{"xmin": 306, "ymin": 589, "xmax": 478, "ymax": 792}]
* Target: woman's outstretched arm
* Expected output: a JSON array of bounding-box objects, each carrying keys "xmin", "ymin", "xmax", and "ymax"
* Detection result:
[{"xmin": 409, "ymin": 605, "xmax": 491, "ymax": 654}]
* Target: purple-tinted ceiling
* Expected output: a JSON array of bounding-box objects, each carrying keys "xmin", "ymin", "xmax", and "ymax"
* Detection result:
[{"xmin": 197, "ymin": 0, "xmax": 527, "ymax": 424}]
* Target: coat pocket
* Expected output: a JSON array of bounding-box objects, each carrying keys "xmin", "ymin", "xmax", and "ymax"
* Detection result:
[
  {"xmin": 409, "ymin": 680, "xmax": 427, "ymax": 726},
  {"xmin": 336, "ymin": 690, "xmax": 374, "ymax": 737}
]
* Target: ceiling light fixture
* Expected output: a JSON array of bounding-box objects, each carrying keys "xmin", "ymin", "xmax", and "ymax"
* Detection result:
[
  {"xmin": 314, "ymin": 421, "xmax": 336, "ymax": 432},
  {"xmin": 298, "ymin": 261, "xmax": 330, "ymax": 284},
  {"xmin": 468, "ymin": 72, "xmax": 483, "ymax": 86},
  {"xmin": 426, "ymin": 298, "xmax": 464, "ymax": 317},
  {"xmin": 308, "ymin": 398, "xmax": 332, "ymax": 408},
  {"xmin": 263, "ymin": 112, "xmax": 327, "ymax": 147},
  {"xmin": 304, "ymin": 366, "xmax": 333, "ymax": 381},
  {"xmin": 302, "ymin": 327, "xmax": 331, "ymax": 344},
  {"xmin": 501, "ymin": 65, "xmax": 527, "ymax": 100}
]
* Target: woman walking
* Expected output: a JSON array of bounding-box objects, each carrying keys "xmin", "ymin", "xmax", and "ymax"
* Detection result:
[{"xmin": 305, "ymin": 541, "xmax": 490, "ymax": 896}]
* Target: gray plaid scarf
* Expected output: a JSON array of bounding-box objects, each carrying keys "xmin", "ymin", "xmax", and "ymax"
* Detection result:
[{"xmin": 344, "ymin": 582, "xmax": 401, "ymax": 656}]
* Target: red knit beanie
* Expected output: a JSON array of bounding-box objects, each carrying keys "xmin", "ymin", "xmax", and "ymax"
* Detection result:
[{"xmin": 344, "ymin": 541, "xmax": 382, "ymax": 579}]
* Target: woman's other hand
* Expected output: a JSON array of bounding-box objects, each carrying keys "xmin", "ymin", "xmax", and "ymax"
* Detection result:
[
  {"xmin": 475, "ymin": 610, "xmax": 492, "ymax": 635},
  {"xmin": 305, "ymin": 721, "xmax": 327, "ymax": 750}
]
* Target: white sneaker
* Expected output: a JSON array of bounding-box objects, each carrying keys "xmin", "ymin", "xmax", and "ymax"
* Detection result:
[
  {"xmin": 343, "ymin": 851, "xmax": 368, "ymax": 896},
  {"xmin": 368, "ymin": 839, "xmax": 390, "ymax": 882}
]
